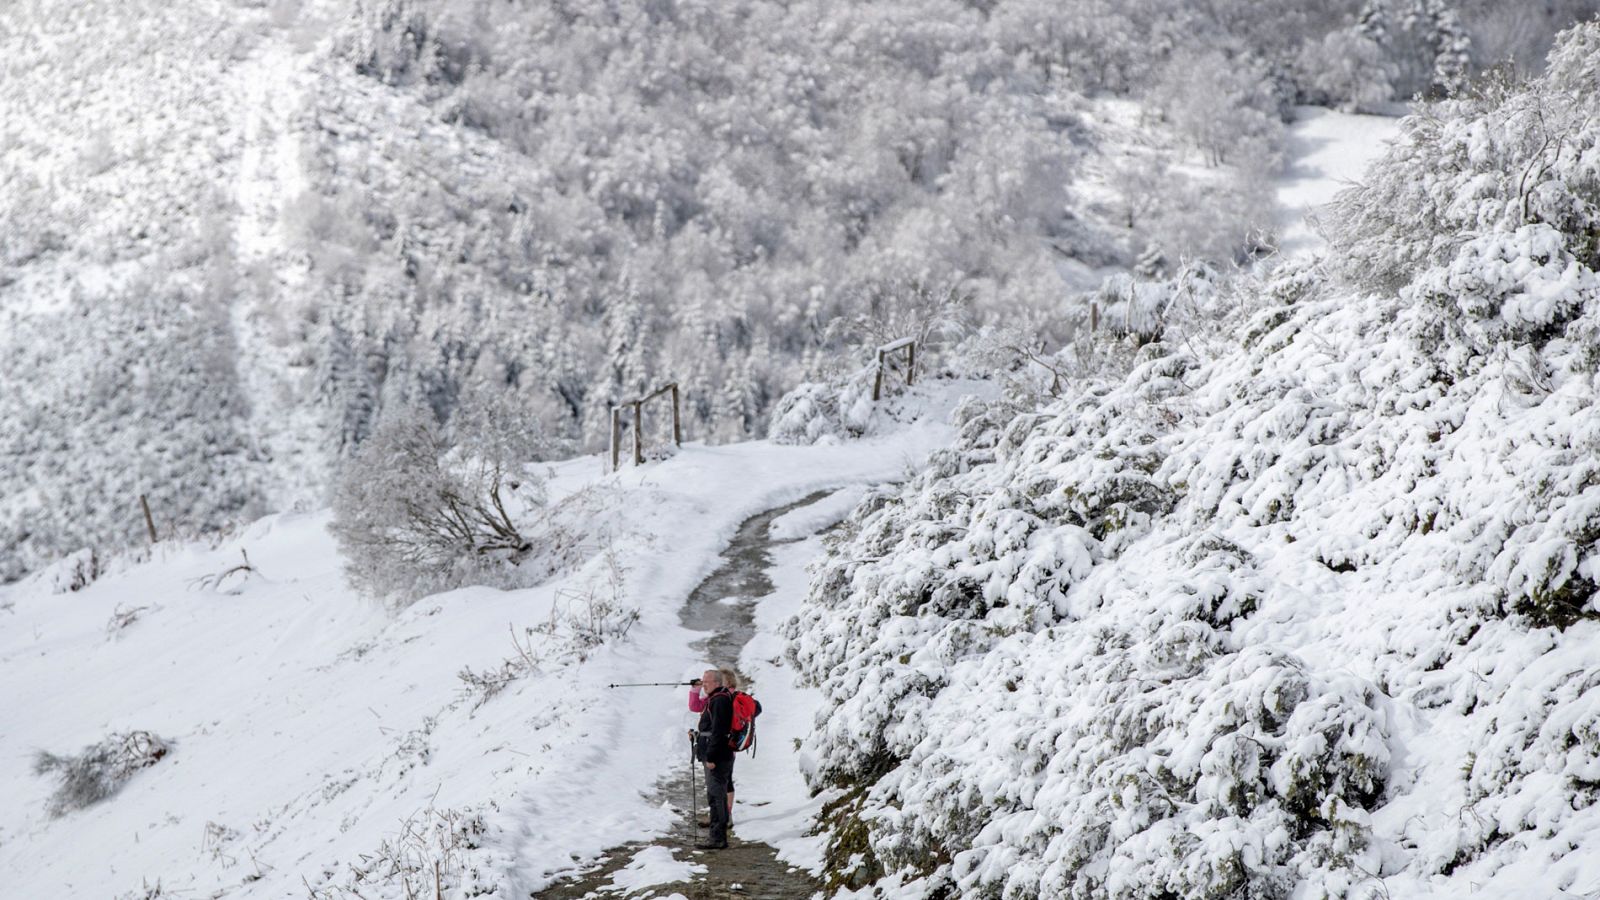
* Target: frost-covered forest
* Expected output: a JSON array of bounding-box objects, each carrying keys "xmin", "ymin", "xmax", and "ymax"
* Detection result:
[{"xmin": 4, "ymin": 0, "xmax": 1595, "ymax": 580}]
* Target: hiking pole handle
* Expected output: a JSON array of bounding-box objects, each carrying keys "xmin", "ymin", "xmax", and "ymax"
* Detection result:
[{"xmin": 605, "ymin": 681, "xmax": 696, "ymax": 688}]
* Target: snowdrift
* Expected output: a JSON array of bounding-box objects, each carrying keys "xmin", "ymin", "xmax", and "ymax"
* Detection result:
[{"xmin": 787, "ymin": 26, "xmax": 1600, "ymax": 900}]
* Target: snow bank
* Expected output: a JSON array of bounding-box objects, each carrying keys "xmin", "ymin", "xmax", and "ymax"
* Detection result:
[{"xmin": 769, "ymin": 485, "xmax": 871, "ymax": 542}]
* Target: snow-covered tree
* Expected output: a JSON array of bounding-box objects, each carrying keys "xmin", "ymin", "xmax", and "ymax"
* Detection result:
[{"xmin": 329, "ymin": 403, "xmax": 544, "ymax": 604}]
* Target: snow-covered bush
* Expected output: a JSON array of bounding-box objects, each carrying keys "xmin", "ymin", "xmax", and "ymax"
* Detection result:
[
  {"xmin": 457, "ymin": 547, "xmax": 638, "ymax": 709},
  {"xmin": 305, "ymin": 803, "xmax": 505, "ymax": 900},
  {"xmin": 1327, "ymin": 28, "xmax": 1600, "ymax": 297},
  {"xmin": 33, "ymin": 730, "xmax": 171, "ymax": 817},
  {"xmin": 329, "ymin": 405, "xmax": 545, "ymax": 604},
  {"xmin": 1092, "ymin": 264, "xmax": 1221, "ymax": 345},
  {"xmin": 47, "ymin": 549, "xmax": 103, "ymax": 595},
  {"xmin": 789, "ymin": 25, "xmax": 1600, "ymax": 899},
  {"xmin": 768, "ymin": 366, "xmax": 882, "ymax": 446}
]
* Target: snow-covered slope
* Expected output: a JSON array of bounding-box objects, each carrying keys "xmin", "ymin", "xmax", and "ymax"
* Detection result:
[
  {"xmin": 786, "ymin": 26, "xmax": 1600, "ymax": 900},
  {"xmin": 0, "ymin": 378, "xmax": 986, "ymax": 898},
  {"xmin": 0, "ymin": 0, "xmax": 1313, "ymax": 585}
]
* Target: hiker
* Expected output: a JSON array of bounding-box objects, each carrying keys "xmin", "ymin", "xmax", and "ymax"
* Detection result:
[
  {"xmin": 690, "ymin": 668, "xmax": 735, "ymax": 849},
  {"xmin": 687, "ymin": 667, "xmax": 739, "ymax": 828}
]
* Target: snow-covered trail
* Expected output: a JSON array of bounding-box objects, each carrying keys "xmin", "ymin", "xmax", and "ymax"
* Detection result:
[
  {"xmin": 1276, "ymin": 105, "xmax": 1404, "ymax": 257},
  {"xmin": 498, "ymin": 412, "xmax": 976, "ymax": 896},
  {"xmin": 483, "ymin": 380, "xmax": 994, "ymax": 895},
  {"xmin": 537, "ymin": 490, "xmax": 842, "ymax": 898}
]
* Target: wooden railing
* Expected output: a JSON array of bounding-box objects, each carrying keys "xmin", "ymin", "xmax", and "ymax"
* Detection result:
[
  {"xmin": 610, "ymin": 382, "xmax": 682, "ymax": 470},
  {"xmin": 872, "ymin": 337, "xmax": 916, "ymax": 401}
]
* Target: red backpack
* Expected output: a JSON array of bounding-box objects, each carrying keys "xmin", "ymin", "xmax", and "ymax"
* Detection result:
[{"xmin": 729, "ymin": 692, "xmax": 763, "ymax": 754}]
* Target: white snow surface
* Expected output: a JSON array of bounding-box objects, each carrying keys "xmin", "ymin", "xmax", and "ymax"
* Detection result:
[
  {"xmin": 0, "ymin": 379, "xmax": 986, "ymax": 898},
  {"xmin": 768, "ymin": 485, "xmax": 870, "ymax": 542},
  {"xmin": 1275, "ymin": 106, "xmax": 1403, "ymax": 258},
  {"xmin": 604, "ymin": 845, "xmax": 706, "ymax": 895}
]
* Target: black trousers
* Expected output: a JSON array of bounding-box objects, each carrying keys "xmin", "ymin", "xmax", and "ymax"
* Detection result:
[{"xmin": 705, "ymin": 759, "xmax": 733, "ymax": 844}]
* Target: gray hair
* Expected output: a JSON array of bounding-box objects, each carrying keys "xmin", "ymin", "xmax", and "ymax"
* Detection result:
[{"xmin": 719, "ymin": 668, "xmax": 740, "ymax": 691}]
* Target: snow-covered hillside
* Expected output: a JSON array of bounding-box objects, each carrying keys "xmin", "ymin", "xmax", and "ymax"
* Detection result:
[
  {"xmin": 786, "ymin": 25, "xmax": 1600, "ymax": 900},
  {"xmin": 8, "ymin": 4, "xmax": 1600, "ymax": 899},
  {"xmin": 2, "ymin": 0, "xmax": 1414, "ymax": 584},
  {"xmin": 0, "ymin": 379, "xmax": 985, "ymax": 898}
]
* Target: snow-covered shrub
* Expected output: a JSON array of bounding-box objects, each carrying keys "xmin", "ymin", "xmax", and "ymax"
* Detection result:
[
  {"xmin": 949, "ymin": 324, "xmax": 1078, "ymax": 408},
  {"xmin": 789, "ymin": 25, "xmax": 1600, "ymax": 899},
  {"xmin": 1091, "ymin": 264, "xmax": 1221, "ymax": 346},
  {"xmin": 46, "ymin": 549, "xmax": 103, "ymax": 594},
  {"xmin": 305, "ymin": 803, "xmax": 504, "ymax": 899},
  {"xmin": 105, "ymin": 603, "xmax": 152, "ymax": 638},
  {"xmin": 329, "ymin": 405, "xmax": 545, "ymax": 603},
  {"xmin": 767, "ymin": 366, "xmax": 882, "ymax": 446},
  {"xmin": 1327, "ymin": 28, "xmax": 1600, "ymax": 296},
  {"xmin": 457, "ymin": 547, "xmax": 638, "ymax": 709},
  {"xmin": 538, "ymin": 547, "xmax": 641, "ymax": 659},
  {"xmin": 33, "ymin": 730, "xmax": 171, "ymax": 817}
]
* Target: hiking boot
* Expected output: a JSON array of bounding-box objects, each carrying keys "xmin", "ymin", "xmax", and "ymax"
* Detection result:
[{"xmin": 694, "ymin": 839, "xmax": 728, "ymax": 850}]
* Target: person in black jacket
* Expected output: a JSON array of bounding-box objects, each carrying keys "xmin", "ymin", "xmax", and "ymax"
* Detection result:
[{"xmin": 691, "ymin": 668, "xmax": 735, "ymax": 849}]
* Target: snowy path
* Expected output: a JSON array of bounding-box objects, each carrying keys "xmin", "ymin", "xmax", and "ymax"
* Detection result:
[
  {"xmin": 488, "ymin": 380, "xmax": 991, "ymax": 896},
  {"xmin": 1276, "ymin": 105, "xmax": 1403, "ymax": 257},
  {"xmin": 537, "ymin": 491, "xmax": 838, "ymax": 899},
  {"xmin": 230, "ymin": 24, "xmax": 328, "ymax": 509}
]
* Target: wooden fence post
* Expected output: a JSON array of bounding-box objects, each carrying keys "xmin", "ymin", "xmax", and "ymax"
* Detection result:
[
  {"xmin": 873, "ymin": 338, "xmax": 916, "ymax": 402},
  {"xmin": 669, "ymin": 383, "xmax": 682, "ymax": 446},
  {"xmin": 610, "ymin": 406, "xmax": 622, "ymax": 472},
  {"xmin": 632, "ymin": 402, "xmax": 643, "ymax": 466},
  {"xmin": 611, "ymin": 382, "xmax": 682, "ymax": 468},
  {"xmin": 1090, "ymin": 300, "xmax": 1100, "ymax": 333},
  {"xmin": 139, "ymin": 494, "xmax": 158, "ymax": 544}
]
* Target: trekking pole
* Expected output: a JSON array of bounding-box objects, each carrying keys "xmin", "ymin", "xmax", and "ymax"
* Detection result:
[
  {"xmin": 688, "ymin": 732, "xmax": 698, "ymax": 832},
  {"xmin": 607, "ymin": 681, "xmax": 697, "ymax": 688}
]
